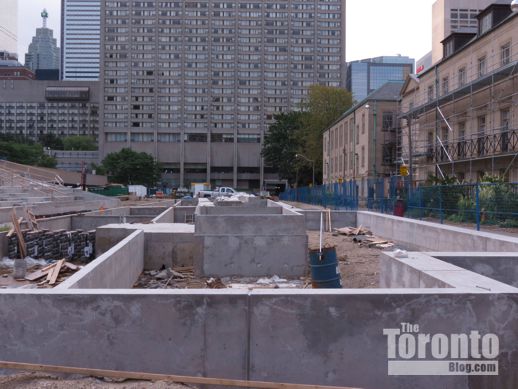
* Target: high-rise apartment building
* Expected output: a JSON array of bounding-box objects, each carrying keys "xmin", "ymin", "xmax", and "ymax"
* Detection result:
[
  {"xmin": 100, "ymin": 0, "xmax": 346, "ymax": 190},
  {"xmin": 0, "ymin": 0, "xmax": 17, "ymax": 55},
  {"xmin": 25, "ymin": 10, "xmax": 60, "ymax": 74},
  {"xmin": 431, "ymin": 0, "xmax": 494, "ymax": 64},
  {"xmin": 61, "ymin": 0, "xmax": 101, "ymax": 80},
  {"xmin": 346, "ymin": 56, "xmax": 414, "ymax": 102}
]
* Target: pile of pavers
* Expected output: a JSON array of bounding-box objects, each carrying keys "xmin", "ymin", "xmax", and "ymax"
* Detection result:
[{"xmin": 8, "ymin": 229, "xmax": 96, "ymax": 262}]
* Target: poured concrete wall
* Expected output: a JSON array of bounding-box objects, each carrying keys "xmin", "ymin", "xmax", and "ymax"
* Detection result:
[
  {"xmin": 152, "ymin": 207, "xmax": 175, "ymax": 223},
  {"xmin": 357, "ymin": 211, "xmax": 518, "ymax": 251},
  {"xmin": 195, "ymin": 207, "xmax": 307, "ymax": 277},
  {"xmin": 172, "ymin": 206, "xmax": 196, "ymax": 223},
  {"xmin": 130, "ymin": 207, "xmax": 168, "ymax": 216},
  {"xmin": 433, "ymin": 253, "xmax": 518, "ymax": 288},
  {"xmin": 0, "ymin": 289, "xmax": 516, "ymax": 389},
  {"xmin": 96, "ymin": 224, "xmax": 200, "ymax": 270},
  {"xmin": 301, "ymin": 210, "xmax": 357, "ymax": 230},
  {"xmin": 71, "ymin": 216, "xmax": 152, "ymax": 230},
  {"xmin": 58, "ymin": 230, "xmax": 144, "ymax": 289},
  {"xmin": 379, "ymin": 252, "xmax": 518, "ymax": 292}
]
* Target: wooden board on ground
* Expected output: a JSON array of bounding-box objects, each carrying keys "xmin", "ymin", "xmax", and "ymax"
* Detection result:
[
  {"xmin": 0, "ymin": 360, "xmax": 363, "ymax": 389},
  {"xmin": 48, "ymin": 259, "xmax": 65, "ymax": 285}
]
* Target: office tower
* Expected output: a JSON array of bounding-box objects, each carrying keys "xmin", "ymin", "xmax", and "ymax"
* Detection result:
[
  {"xmin": 25, "ymin": 10, "xmax": 60, "ymax": 75},
  {"xmin": 0, "ymin": 0, "xmax": 17, "ymax": 54},
  {"xmin": 61, "ymin": 0, "xmax": 101, "ymax": 80},
  {"xmin": 100, "ymin": 0, "xmax": 346, "ymax": 190},
  {"xmin": 346, "ymin": 56, "xmax": 414, "ymax": 102}
]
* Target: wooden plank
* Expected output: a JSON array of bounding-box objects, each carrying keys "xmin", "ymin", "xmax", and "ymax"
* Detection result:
[
  {"xmin": 24, "ymin": 268, "xmax": 52, "ymax": 281},
  {"xmin": 11, "ymin": 211, "xmax": 26, "ymax": 258},
  {"xmin": 0, "ymin": 361, "xmax": 362, "ymax": 389},
  {"xmin": 48, "ymin": 259, "xmax": 65, "ymax": 285},
  {"xmin": 64, "ymin": 262, "xmax": 79, "ymax": 271}
]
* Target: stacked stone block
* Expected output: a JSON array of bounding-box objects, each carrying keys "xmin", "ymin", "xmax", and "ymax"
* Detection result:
[{"xmin": 7, "ymin": 229, "xmax": 96, "ymax": 262}]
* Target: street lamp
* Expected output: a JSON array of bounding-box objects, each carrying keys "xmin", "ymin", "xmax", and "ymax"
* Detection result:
[{"xmin": 296, "ymin": 153, "xmax": 315, "ymax": 186}]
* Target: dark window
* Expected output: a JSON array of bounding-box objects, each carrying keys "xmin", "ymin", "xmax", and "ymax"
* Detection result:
[
  {"xmin": 185, "ymin": 133, "xmax": 207, "ymax": 142},
  {"xmin": 381, "ymin": 112, "xmax": 394, "ymax": 131}
]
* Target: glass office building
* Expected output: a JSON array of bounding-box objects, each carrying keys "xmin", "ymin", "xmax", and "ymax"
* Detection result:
[{"xmin": 346, "ymin": 56, "xmax": 414, "ymax": 101}]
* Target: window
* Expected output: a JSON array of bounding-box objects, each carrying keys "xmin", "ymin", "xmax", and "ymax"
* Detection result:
[
  {"xmin": 427, "ymin": 85, "xmax": 434, "ymax": 102},
  {"xmin": 442, "ymin": 76, "xmax": 449, "ymax": 95},
  {"xmin": 361, "ymin": 145, "xmax": 365, "ymax": 168},
  {"xmin": 501, "ymin": 43, "xmax": 511, "ymax": 66},
  {"xmin": 477, "ymin": 116, "xmax": 486, "ymax": 156},
  {"xmin": 211, "ymin": 133, "xmax": 234, "ymax": 143},
  {"xmin": 130, "ymin": 133, "xmax": 154, "ymax": 142},
  {"xmin": 184, "ymin": 133, "xmax": 207, "ymax": 142},
  {"xmin": 501, "ymin": 109, "xmax": 510, "ymax": 152},
  {"xmin": 480, "ymin": 13, "xmax": 492, "ymax": 35},
  {"xmin": 381, "ymin": 112, "xmax": 394, "ymax": 132},
  {"xmin": 157, "ymin": 133, "xmax": 180, "ymax": 143},
  {"xmin": 458, "ymin": 67, "xmax": 466, "ymax": 87},
  {"xmin": 478, "ymin": 56, "xmax": 486, "ymax": 77},
  {"xmin": 237, "ymin": 134, "xmax": 261, "ymax": 143},
  {"xmin": 105, "ymin": 133, "xmax": 127, "ymax": 142}
]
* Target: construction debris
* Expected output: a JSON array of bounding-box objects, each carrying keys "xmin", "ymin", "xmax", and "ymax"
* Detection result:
[
  {"xmin": 134, "ymin": 266, "xmax": 309, "ymax": 290},
  {"xmin": 334, "ymin": 226, "xmax": 394, "ymax": 249}
]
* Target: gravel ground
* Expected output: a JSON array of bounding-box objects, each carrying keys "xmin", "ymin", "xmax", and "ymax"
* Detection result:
[{"xmin": 0, "ymin": 373, "xmax": 193, "ymax": 389}]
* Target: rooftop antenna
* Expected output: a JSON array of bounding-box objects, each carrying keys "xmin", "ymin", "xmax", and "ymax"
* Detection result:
[{"xmin": 41, "ymin": 9, "xmax": 49, "ymax": 28}]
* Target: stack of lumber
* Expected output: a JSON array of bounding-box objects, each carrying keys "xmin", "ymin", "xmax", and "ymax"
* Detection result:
[
  {"xmin": 334, "ymin": 225, "xmax": 394, "ymax": 249},
  {"xmin": 24, "ymin": 260, "xmax": 82, "ymax": 286}
]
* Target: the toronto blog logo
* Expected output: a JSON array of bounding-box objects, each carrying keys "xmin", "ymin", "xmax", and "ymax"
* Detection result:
[{"xmin": 383, "ymin": 323, "xmax": 499, "ymax": 376}]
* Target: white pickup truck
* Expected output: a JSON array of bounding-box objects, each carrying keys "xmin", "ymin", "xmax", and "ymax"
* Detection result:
[{"xmin": 198, "ymin": 187, "xmax": 237, "ymax": 198}]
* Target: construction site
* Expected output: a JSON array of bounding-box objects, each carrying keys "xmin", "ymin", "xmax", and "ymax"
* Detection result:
[{"xmin": 0, "ymin": 161, "xmax": 514, "ymax": 389}]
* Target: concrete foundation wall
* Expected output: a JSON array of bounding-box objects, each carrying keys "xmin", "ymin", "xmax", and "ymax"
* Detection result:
[
  {"xmin": 301, "ymin": 210, "xmax": 357, "ymax": 230},
  {"xmin": 0, "ymin": 289, "xmax": 516, "ymax": 389},
  {"xmin": 172, "ymin": 206, "xmax": 196, "ymax": 223},
  {"xmin": 152, "ymin": 207, "xmax": 175, "ymax": 223},
  {"xmin": 379, "ymin": 252, "xmax": 518, "ymax": 292},
  {"xmin": 130, "ymin": 207, "xmax": 168, "ymax": 216},
  {"xmin": 58, "ymin": 230, "xmax": 144, "ymax": 289},
  {"xmin": 36, "ymin": 216, "xmax": 73, "ymax": 231},
  {"xmin": 96, "ymin": 224, "xmax": 199, "ymax": 270},
  {"xmin": 71, "ymin": 216, "xmax": 152, "ymax": 230},
  {"xmin": 198, "ymin": 206, "xmax": 283, "ymax": 215},
  {"xmin": 433, "ymin": 253, "xmax": 518, "ymax": 288},
  {"xmin": 357, "ymin": 211, "xmax": 518, "ymax": 251},
  {"xmin": 195, "ymin": 212, "xmax": 307, "ymax": 277}
]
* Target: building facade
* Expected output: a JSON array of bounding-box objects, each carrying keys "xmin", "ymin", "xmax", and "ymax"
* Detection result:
[
  {"xmin": 0, "ymin": 51, "xmax": 35, "ymax": 80},
  {"xmin": 0, "ymin": 0, "xmax": 17, "ymax": 54},
  {"xmin": 431, "ymin": 0, "xmax": 495, "ymax": 64},
  {"xmin": 346, "ymin": 56, "xmax": 413, "ymax": 102},
  {"xmin": 61, "ymin": 0, "xmax": 101, "ymax": 80},
  {"xmin": 24, "ymin": 10, "xmax": 60, "ymax": 74},
  {"xmin": 323, "ymin": 82, "xmax": 402, "ymax": 185},
  {"xmin": 400, "ymin": 3, "xmax": 518, "ymax": 183},
  {"xmin": 100, "ymin": 0, "xmax": 346, "ymax": 190},
  {"xmin": 0, "ymin": 80, "xmax": 99, "ymax": 142}
]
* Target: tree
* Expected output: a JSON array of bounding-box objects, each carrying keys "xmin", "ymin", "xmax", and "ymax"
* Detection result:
[
  {"xmin": 63, "ymin": 136, "xmax": 97, "ymax": 151},
  {"xmin": 0, "ymin": 141, "xmax": 57, "ymax": 168},
  {"xmin": 299, "ymin": 85, "xmax": 353, "ymax": 182},
  {"xmin": 101, "ymin": 148, "xmax": 161, "ymax": 187},
  {"xmin": 262, "ymin": 112, "xmax": 305, "ymax": 184},
  {"xmin": 39, "ymin": 133, "xmax": 64, "ymax": 150}
]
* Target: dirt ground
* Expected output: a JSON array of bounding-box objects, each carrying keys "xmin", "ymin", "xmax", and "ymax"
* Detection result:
[
  {"xmin": 307, "ymin": 231, "xmax": 385, "ymax": 288},
  {"xmin": 0, "ymin": 373, "xmax": 192, "ymax": 389}
]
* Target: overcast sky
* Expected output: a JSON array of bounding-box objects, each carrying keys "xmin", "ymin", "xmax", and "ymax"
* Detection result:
[{"xmin": 15, "ymin": 0, "xmax": 436, "ymax": 63}]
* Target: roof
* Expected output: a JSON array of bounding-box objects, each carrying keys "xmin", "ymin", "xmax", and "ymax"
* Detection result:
[{"xmin": 325, "ymin": 81, "xmax": 404, "ymax": 132}]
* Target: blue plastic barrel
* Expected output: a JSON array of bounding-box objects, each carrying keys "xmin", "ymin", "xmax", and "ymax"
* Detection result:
[{"xmin": 309, "ymin": 247, "xmax": 342, "ymax": 288}]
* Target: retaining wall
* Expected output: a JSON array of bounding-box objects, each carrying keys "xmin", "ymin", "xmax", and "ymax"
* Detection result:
[{"xmin": 152, "ymin": 207, "xmax": 175, "ymax": 223}]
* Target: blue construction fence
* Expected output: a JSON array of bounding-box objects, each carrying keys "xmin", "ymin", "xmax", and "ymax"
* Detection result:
[
  {"xmin": 280, "ymin": 181, "xmax": 359, "ymax": 210},
  {"xmin": 280, "ymin": 177, "xmax": 518, "ymax": 231}
]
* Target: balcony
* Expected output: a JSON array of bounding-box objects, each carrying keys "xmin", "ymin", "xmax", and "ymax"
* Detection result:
[{"xmin": 434, "ymin": 128, "xmax": 518, "ymax": 164}]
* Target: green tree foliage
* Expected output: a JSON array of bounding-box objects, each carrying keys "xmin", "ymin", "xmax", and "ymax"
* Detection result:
[
  {"xmin": 63, "ymin": 136, "xmax": 97, "ymax": 151},
  {"xmin": 101, "ymin": 148, "xmax": 161, "ymax": 186},
  {"xmin": 39, "ymin": 133, "xmax": 64, "ymax": 150},
  {"xmin": 299, "ymin": 85, "xmax": 353, "ymax": 181},
  {"xmin": 262, "ymin": 112, "xmax": 305, "ymax": 183},
  {"xmin": 0, "ymin": 141, "xmax": 57, "ymax": 168}
]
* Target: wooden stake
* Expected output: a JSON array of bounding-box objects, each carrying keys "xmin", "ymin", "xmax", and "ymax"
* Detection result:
[
  {"xmin": 48, "ymin": 259, "xmax": 65, "ymax": 285},
  {"xmin": 11, "ymin": 210, "xmax": 26, "ymax": 258},
  {"xmin": 0, "ymin": 361, "xmax": 362, "ymax": 389}
]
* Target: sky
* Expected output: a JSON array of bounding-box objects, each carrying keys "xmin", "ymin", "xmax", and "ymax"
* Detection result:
[{"xmin": 15, "ymin": 0, "xmax": 436, "ymax": 63}]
